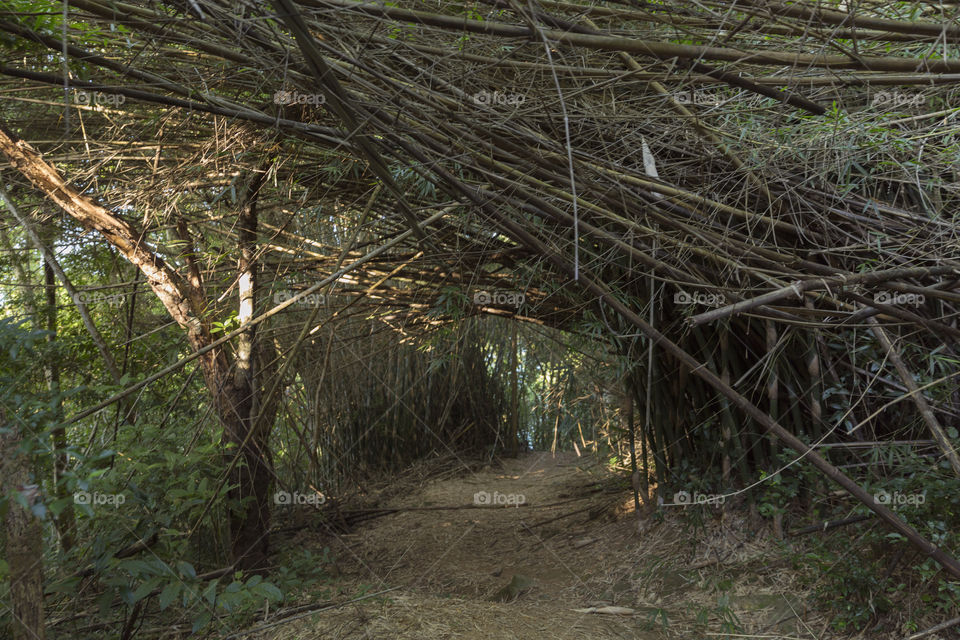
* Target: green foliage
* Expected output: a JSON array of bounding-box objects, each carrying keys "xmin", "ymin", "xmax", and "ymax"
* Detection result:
[
  {"xmin": 757, "ymin": 449, "xmax": 806, "ymax": 520},
  {"xmin": 791, "ymin": 449, "xmax": 960, "ymax": 631},
  {"xmin": 641, "ymin": 607, "xmax": 669, "ymax": 630},
  {"xmin": 667, "ymin": 458, "xmax": 731, "ymax": 534},
  {"xmin": 187, "ymin": 573, "xmax": 284, "ymax": 633},
  {"xmin": 0, "ymin": 316, "xmax": 283, "ymax": 636},
  {"xmin": 799, "ymin": 539, "xmax": 893, "ymax": 632},
  {"xmin": 695, "ymin": 578, "xmax": 741, "ymax": 637},
  {"xmin": 271, "ymin": 546, "xmax": 338, "ymax": 600},
  {"xmin": 391, "ymin": 164, "xmax": 437, "ymax": 199},
  {"xmin": 0, "ymin": 0, "xmax": 131, "ymax": 75},
  {"xmin": 318, "ymin": 155, "xmax": 365, "ymax": 183},
  {"xmin": 428, "ymin": 285, "xmax": 469, "ymax": 320},
  {"xmin": 0, "ymin": 318, "xmax": 77, "ymax": 514},
  {"xmin": 211, "ymin": 312, "xmax": 241, "ymax": 335}
]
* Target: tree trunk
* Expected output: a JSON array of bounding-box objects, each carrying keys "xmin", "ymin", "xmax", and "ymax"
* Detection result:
[
  {"xmin": 40, "ymin": 223, "xmax": 74, "ymax": 551},
  {"xmin": 508, "ymin": 321, "xmax": 520, "ymax": 456},
  {"xmin": 0, "ymin": 127, "xmax": 275, "ymax": 573},
  {"xmin": 220, "ymin": 379, "xmax": 273, "ymax": 572},
  {"xmin": 766, "ymin": 320, "xmax": 784, "ymax": 539},
  {"xmin": 624, "ymin": 380, "xmax": 642, "ymax": 513},
  {"xmin": 225, "ymin": 172, "xmax": 272, "ymax": 573},
  {"xmin": 1, "ymin": 408, "xmax": 47, "ymax": 640}
]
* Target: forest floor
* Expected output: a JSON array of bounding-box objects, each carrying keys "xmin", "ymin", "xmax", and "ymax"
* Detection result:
[{"xmin": 255, "ymin": 451, "xmax": 826, "ymax": 640}]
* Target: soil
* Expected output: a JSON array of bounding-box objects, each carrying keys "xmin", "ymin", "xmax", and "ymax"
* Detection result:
[{"xmin": 255, "ymin": 451, "xmax": 824, "ymax": 639}]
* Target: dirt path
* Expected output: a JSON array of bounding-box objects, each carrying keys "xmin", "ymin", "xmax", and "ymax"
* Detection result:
[{"xmin": 259, "ymin": 452, "xmax": 816, "ymax": 639}]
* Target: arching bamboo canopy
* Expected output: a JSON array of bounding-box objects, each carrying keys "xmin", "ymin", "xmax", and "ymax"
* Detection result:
[{"xmin": 1, "ymin": 0, "xmax": 959, "ymax": 576}]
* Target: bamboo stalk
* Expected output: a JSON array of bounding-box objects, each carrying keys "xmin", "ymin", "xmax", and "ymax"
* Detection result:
[
  {"xmin": 867, "ymin": 318, "xmax": 960, "ymax": 477},
  {"xmin": 302, "ymin": 0, "xmax": 960, "ymax": 73}
]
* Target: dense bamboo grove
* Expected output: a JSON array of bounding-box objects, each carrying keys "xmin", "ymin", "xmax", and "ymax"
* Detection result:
[
  {"xmin": 1, "ymin": 0, "xmax": 959, "ymax": 636},
  {"xmin": 277, "ymin": 316, "xmax": 512, "ymax": 487}
]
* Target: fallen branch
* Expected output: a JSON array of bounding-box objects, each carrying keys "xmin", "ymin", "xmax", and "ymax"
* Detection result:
[
  {"xmin": 904, "ymin": 615, "xmax": 960, "ymax": 640},
  {"xmin": 789, "ymin": 515, "xmax": 873, "ymax": 537},
  {"xmin": 222, "ymin": 587, "xmax": 401, "ymax": 639},
  {"xmin": 526, "ymin": 504, "xmax": 596, "ymax": 528}
]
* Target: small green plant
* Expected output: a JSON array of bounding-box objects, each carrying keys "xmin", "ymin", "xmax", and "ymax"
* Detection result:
[
  {"xmin": 691, "ymin": 578, "xmax": 741, "ymax": 637},
  {"xmin": 802, "ymin": 540, "xmax": 892, "ymax": 632},
  {"xmin": 187, "ymin": 572, "xmax": 284, "ymax": 633},
  {"xmin": 641, "ymin": 607, "xmax": 669, "ymax": 630},
  {"xmin": 790, "ymin": 449, "xmax": 960, "ymax": 631},
  {"xmin": 272, "ymin": 546, "xmax": 338, "ymax": 600},
  {"xmin": 757, "ymin": 465, "xmax": 801, "ymax": 521},
  {"xmin": 210, "ymin": 313, "xmax": 241, "ymax": 334}
]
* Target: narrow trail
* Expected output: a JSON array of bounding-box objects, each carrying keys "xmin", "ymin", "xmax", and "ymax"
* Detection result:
[{"xmin": 260, "ymin": 452, "xmax": 813, "ymax": 639}]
